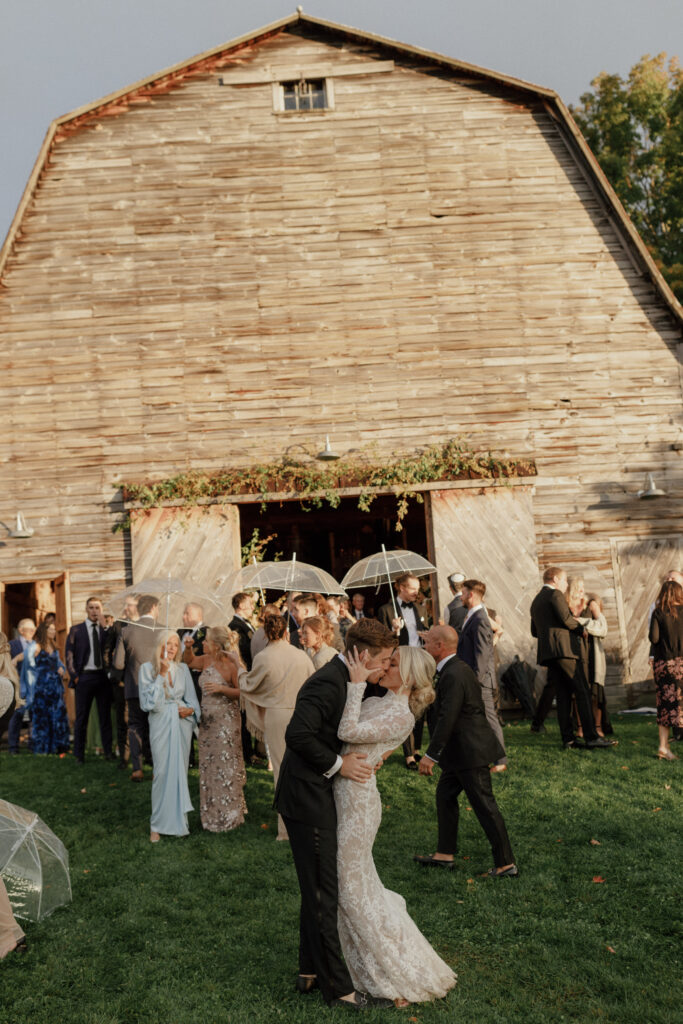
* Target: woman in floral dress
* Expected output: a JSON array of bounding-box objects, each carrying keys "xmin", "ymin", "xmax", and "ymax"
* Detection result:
[
  {"xmin": 649, "ymin": 579, "xmax": 683, "ymax": 760},
  {"xmin": 31, "ymin": 621, "xmax": 70, "ymax": 755},
  {"xmin": 183, "ymin": 625, "xmax": 246, "ymax": 831}
]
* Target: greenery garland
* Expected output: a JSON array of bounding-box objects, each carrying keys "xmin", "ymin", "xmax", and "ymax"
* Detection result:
[{"xmin": 120, "ymin": 438, "xmax": 535, "ymax": 531}]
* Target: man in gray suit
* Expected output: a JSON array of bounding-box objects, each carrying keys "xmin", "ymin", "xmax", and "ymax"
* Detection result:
[
  {"xmin": 113, "ymin": 594, "xmax": 163, "ymax": 780},
  {"xmin": 446, "ymin": 571, "xmax": 467, "ymax": 632}
]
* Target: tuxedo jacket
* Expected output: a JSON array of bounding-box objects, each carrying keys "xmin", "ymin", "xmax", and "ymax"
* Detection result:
[
  {"xmin": 458, "ymin": 608, "xmax": 496, "ymax": 690},
  {"xmin": 113, "ymin": 616, "xmax": 165, "ymax": 700},
  {"xmin": 66, "ymin": 620, "xmax": 108, "ymax": 683},
  {"xmin": 530, "ymin": 586, "xmax": 584, "ymax": 665},
  {"xmin": 447, "ymin": 595, "xmax": 467, "ymax": 633},
  {"xmin": 274, "ymin": 654, "xmax": 348, "ymax": 828},
  {"xmin": 178, "ymin": 626, "xmax": 207, "ymax": 693},
  {"xmin": 425, "ymin": 655, "xmax": 503, "ymax": 771},
  {"xmin": 9, "ymin": 638, "xmax": 23, "ymax": 660},
  {"xmin": 228, "ymin": 615, "xmax": 254, "ymax": 670},
  {"xmin": 377, "ymin": 600, "xmax": 430, "ymax": 646}
]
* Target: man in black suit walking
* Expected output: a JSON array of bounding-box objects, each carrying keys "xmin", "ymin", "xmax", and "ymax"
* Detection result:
[
  {"xmin": 274, "ymin": 618, "xmax": 396, "ymax": 1010},
  {"xmin": 415, "ymin": 626, "xmax": 517, "ymax": 877},
  {"xmin": 445, "ymin": 571, "xmax": 467, "ymax": 632},
  {"xmin": 529, "ymin": 567, "xmax": 615, "ymax": 750},
  {"xmin": 66, "ymin": 596, "xmax": 114, "ymax": 764},
  {"xmin": 458, "ymin": 579, "xmax": 507, "ymax": 772}
]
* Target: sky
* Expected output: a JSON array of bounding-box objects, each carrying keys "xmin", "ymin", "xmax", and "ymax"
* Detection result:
[{"xmin": 1, "ymin": 0, "xmax": 682, "ymax": 243}]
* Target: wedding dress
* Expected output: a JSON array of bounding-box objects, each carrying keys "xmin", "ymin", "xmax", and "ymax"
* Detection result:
[{"xmin": 334, "ymin": 682, "xmax": 457, "ymax": 1003}]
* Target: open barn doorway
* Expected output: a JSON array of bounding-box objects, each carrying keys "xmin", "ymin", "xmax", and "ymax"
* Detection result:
[{"xmin": 239, "ymin": 494, "xmax": 432, "ymax": 616}]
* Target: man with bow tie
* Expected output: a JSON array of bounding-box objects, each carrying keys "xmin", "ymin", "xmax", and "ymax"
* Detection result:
[
  {"xmin": 378, "ymin": 572, "xmax": 431, "ymax": 768},
  {"xmin": 66, "ymin": 596, "xmax": 114, "ymax": 764}
]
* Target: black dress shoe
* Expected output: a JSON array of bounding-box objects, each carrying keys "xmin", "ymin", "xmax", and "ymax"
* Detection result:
[
  {"xmin": 530, "ymin": 724, "xmax": 546, "ymax": 734},
  {"xmin": 563, "ymin": 739, "xmax": 586, "ymax": 749},
  {"xmin": 413, "ymin": 854, "xmax": 454, "ymax": 870},
  {"xmin": 586, "ymin": 737, "xmax": 618, "ymax": 748},
  {"xmin": 330, "ymin": 992, "xmax": 393, "ymax": 1010},
  {"xmin": 296, "ymin": 975, "xmax": 318, "ymax": 994},
  {"xmin": 405, "ymin": 760, "xmax": 419, "ymax": 771},
  {"xmin": 487, "ymin": 865, "xmax": 519, "ymax": 878}
]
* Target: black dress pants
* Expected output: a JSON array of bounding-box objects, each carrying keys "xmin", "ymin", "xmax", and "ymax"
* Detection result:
[
  {"xmin": 549, "ymin": 659, "xmax": 598, "ymax": 745},
  {"xmin": 436, "ymin": 764, "xmax": 515, "ymax": 868},
  {"xmin": 111, "ymin": 682, "xmax": 127, "ymax": 762},
  {"xmin": 402, "ymin": 713, "xmax": 426, "ymax": 759},
  {"xmin": 282, "ymin": 816, "xmax": 353, "ymax": 1004},
  {"xmin": 73, "ymin": 671, "xmax": 112, "ymax": 761},
  {"xmin": 531, "ymin": 677, "xmax": 556, "ymax": 730},
  {"xmin": 126, "ymin": 697, "xmax": 152, "ymax": 771}
]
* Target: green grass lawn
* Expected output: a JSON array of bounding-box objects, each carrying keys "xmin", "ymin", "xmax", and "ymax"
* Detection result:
[{"xmin": 0, "ymin": 716, "xmax": 680, "ymax": 1024}]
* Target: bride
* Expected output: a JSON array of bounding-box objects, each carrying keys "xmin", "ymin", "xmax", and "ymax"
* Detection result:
[{"xmin": 335, "ymin": 646, "xmax": 457, "ymax": 1005}]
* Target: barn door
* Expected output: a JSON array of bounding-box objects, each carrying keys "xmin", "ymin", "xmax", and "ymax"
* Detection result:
[
  {"xmin": 0, "ymin": 582, "xmax": 5, "ymax": 635},
  {"xmin": 426, "ymin": 486, "xmax": 540, "ymax": 672},
  {"xmin": 611, "ymin": 536, "xmax": 682, "ymax": 685},
  {"xmin": 130, "ymin": 505, "xmax": 241, "ymax": 596},
  {"xmin": 54, "ymin": 572, "xmax": 72, "ymax": 662}
]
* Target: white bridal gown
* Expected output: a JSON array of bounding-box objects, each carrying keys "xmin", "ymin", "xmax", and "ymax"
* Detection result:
[{"xmin": 335, "ymin": 683, "xmax": 457, "ymax": 1004}]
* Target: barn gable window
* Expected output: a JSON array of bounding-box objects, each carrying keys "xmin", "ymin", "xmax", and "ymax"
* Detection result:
[{"xmin": 272, "ymin": 77, "xmax": 334, "ymax": 113}]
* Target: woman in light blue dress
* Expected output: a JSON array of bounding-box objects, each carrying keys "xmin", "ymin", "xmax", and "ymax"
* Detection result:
[{"xmin": 139, "ymin": 631, "xmax": 200, "ymax": 842}]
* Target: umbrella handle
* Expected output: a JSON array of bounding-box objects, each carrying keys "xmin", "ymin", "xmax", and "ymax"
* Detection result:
[{"xmin": 382, "ymin": 544, "xmax": 401, "ymax": 623}]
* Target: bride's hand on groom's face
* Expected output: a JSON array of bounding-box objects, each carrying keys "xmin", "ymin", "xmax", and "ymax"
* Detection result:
[
  {"xmin": 340, "ymin": 751, "xmax": 373, "ymax": 783},
  {"xmin": 347, "ymin": 646, "xmax": 371, "ymax": 683}
]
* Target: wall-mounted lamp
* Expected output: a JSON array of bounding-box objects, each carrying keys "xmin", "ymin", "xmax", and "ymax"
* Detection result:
[
  {"xmin": 1, "ymin": 512, "xmax": 35, "ymax": 538},
  {"xmin": 637, "ymin": 474, "xmax": 666, "ymax": 499},
  {"xmin": 316, "ymin": 436, "xmax": 341, "ymax": 461}
]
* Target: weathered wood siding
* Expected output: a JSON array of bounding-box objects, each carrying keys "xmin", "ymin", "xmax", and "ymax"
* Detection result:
[{"xmin": 1, "ymin": 24, "xmax": 681, "ymax": 695}]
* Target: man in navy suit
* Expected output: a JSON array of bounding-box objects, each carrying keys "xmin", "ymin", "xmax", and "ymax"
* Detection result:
[
  {"xmin": 66, "ymin": 596, "xmax": 114, "ymax": 763},
  {"xmin": 457, "ymin": 579, "xmax": 507, "ymax": 772}
]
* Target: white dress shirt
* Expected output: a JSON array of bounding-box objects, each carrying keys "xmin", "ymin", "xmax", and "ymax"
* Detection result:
[
  {"xmin": 399, "ymin": 602, "xmax": 420, "ymax": 646},
  {"xmin": 84, "ymin": 620, "xmax": 101, "ymax": 671}
]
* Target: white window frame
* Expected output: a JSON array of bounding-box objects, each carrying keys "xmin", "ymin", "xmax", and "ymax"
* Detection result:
[{"xmin": 272, "ymin": 77, "xmax": 335, "ymax": 114}]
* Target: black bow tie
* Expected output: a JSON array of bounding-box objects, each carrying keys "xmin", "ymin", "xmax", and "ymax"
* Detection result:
[{"xmin": 400, "ymin": 601, "xmax": 414, "ymax": 610}]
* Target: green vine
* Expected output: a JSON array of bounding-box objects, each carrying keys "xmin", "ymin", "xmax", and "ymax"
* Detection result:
[{"xmin": 119, "ymin": 438, "xmax": 535, "ymax": 532}]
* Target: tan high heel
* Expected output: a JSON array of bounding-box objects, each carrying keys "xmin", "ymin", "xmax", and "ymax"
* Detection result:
[{"xmin": 657, "ymin": 749, "xmax": 678, "ymax": 761}]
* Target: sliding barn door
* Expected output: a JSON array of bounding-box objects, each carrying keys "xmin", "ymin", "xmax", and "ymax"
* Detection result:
[
  {"xmin": 427, "ymin": 486, "xmax": 540, "ymax": 672},
  {"xmin": 130, "ymin": 505, "xmax": 241, "ymax": 594}
]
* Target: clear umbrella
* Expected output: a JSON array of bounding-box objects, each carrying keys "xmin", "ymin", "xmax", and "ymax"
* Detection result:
[
  {"xmin": 0, "ymin": 800, "xmax": 71, "ymax": 922},
  {"xmin": 341, "ymin": 546, "xmax": 437, "ymax": 621},
  {"xmin": 221, "ymin": 555, "xmax": 346, "ymax": 597},
  {"xmin": 107, "ymin": 576, "xmax": 228, "ymax": 631}
]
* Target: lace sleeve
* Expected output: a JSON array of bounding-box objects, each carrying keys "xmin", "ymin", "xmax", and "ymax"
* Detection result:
[{"xmin": 338, "ymin": 683, "xmax": 413, "ymax": 743}]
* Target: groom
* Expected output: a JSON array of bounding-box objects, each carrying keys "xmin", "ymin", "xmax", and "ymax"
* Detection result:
[{"xmin": 275, "ymin": 618, "xmax": 397, "ymax": 1010}]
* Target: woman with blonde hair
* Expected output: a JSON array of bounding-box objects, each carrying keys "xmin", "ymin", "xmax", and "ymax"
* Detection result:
[
  {"xmin": 300, "ymin": 615, "xmax": 337, "ymax": 670},
  {"xmin": 139, "ymin": 631, "xmax": 200, "ymax": 841},
  {"xmin": 183, "ymin": 625, "xmax": 246, "ymax": 832},
  {"xmin": 332, "ymin": 643, "xmax": 455, "ymax": 1006},
  {"xmin": 238, "ymin": 614, "xmax": 314, "ymax": 840}
]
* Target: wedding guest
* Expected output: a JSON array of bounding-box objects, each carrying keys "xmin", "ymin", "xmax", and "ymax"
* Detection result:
[
  {"xmin": 458, "ymin": 580, "xmax": 507, "ymax": 772},
  {"xmin": 648, "ymin": 580, "xmax": 683, "ymax": 761},
  {"xmin": 583, "ymin": 593, "xmax": 612, "ymax": 737},
  {"xmin": 300, "ymin": 616, "xmax": 338, "ymax": 670},
  {"xmin": 139, "ymin": 631, "xmax": 200, "ymax": 841},
  {"xmin": 7, "ymin": 619, "xmax": 35, "ymax": 753},
  {"xmin": 66, "ymin": 596, "xmax": 114, "ymax": 764},
  {"xmin": 103, "ymin": 594, "xmax": 138, "ymax": 768},
  {"xmin": 229, "ymin": 593, "xmax": 256, "ymax": 669},
  {"xmin": 31, "ymin": 621, "xmax": 70, "ymax": 755},
  {"xmin": 0, "ymin": 634, "xmax": 18, "ymax": 746},
  {"xmin": 251, "ymin": 603, "xmax": 281, "ymax": 661},
  {"xmin": 283, "ymin": 592, "xmax": 302, "ymax": 644},
  {"xmin": 183, "ymin": 626, "xmax": 246, "ymax": 832},
  {"xmin": 238, "ymin": 615, "xmax": 314, "ymax": 840},
  {"xmin": 350, "ymin": 593, "xmax": 366, "ymax": 620},
  {"xmin": 324, "ymin": 596, "xmax": 346, "ymax": 651},
  {"xmin": 113, "ymin": 594, "xmax": 162, "ymax": 780},
  {"xmin": 0, "ymin": 876, "xmax": 26, "ymax": 958},
  {"xmin": 446, "ymin": 572, "xmax": 467, "ymax": 632}
]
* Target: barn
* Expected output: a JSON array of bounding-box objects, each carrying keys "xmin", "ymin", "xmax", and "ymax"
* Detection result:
[{"xmin": 1, "ymin": 10, "xmax": 682, "ymax": 706}]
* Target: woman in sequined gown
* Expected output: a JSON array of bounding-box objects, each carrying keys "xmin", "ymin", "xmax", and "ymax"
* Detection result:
[
  {"xmin": 335, "ymin": 646, "xmax": 457, "ymax": 1006},
  {"xmin": 183, "ymin": 625, "xmax": 246, "ymax": 831}
]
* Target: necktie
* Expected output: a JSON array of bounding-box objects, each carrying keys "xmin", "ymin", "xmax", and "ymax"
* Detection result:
[{"xmin": 91, "ymin": 622, "xmax": 102, "ymax": 669}]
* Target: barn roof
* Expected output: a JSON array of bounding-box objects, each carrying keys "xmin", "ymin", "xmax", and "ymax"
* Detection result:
[{"xmin": 1, "ymin": 9, "xmax": 681, "ymax": 324}]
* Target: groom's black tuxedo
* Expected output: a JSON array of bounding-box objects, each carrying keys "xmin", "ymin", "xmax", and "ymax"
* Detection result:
[
  {"xmin": 275, "ymin": 654, "xmax": 354, "ymax": 1004},
  {"xmin": 275, "ymin": 655, "xmax": 348, "ymax": 828}
]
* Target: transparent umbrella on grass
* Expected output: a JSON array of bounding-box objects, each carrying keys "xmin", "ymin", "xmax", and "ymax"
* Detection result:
[
  {"xmin": 0, "ymin": 800, "xmax": 71, "ymax": 922},
  {"xmin": 108, "ymin": 576, "xmax": 228, "ymax": 631},
  {"xmin": 341, "ymin": 546, "xmax": 437, "ymax": 622}
]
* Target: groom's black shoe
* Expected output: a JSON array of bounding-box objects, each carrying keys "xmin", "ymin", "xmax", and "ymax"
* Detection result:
[
  {"xmin": 413, "ymin": 854, "xmax": 454, "ymax": 870},
  {"xmin": 330, "ymin": 992, "xmax": 393, "ymax": 1010},
  {"xmin": 296, "ymin": 975, "xmax": 318, "ymax": 994}
]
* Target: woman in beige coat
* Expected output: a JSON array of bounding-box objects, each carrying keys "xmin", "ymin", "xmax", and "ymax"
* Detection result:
[{"xmin": 238, "ymin": 615, "xmax": 314, "ymax": 839}]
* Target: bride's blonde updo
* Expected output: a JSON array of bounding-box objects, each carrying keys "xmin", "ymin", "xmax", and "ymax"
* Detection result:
[
  {"xmin": 398, "ymin": 647, "xmax": 436, "ymax": 719},
  {"xmin": 207, "ymin": 625, "xmax": 240, "ymax": 655}
]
